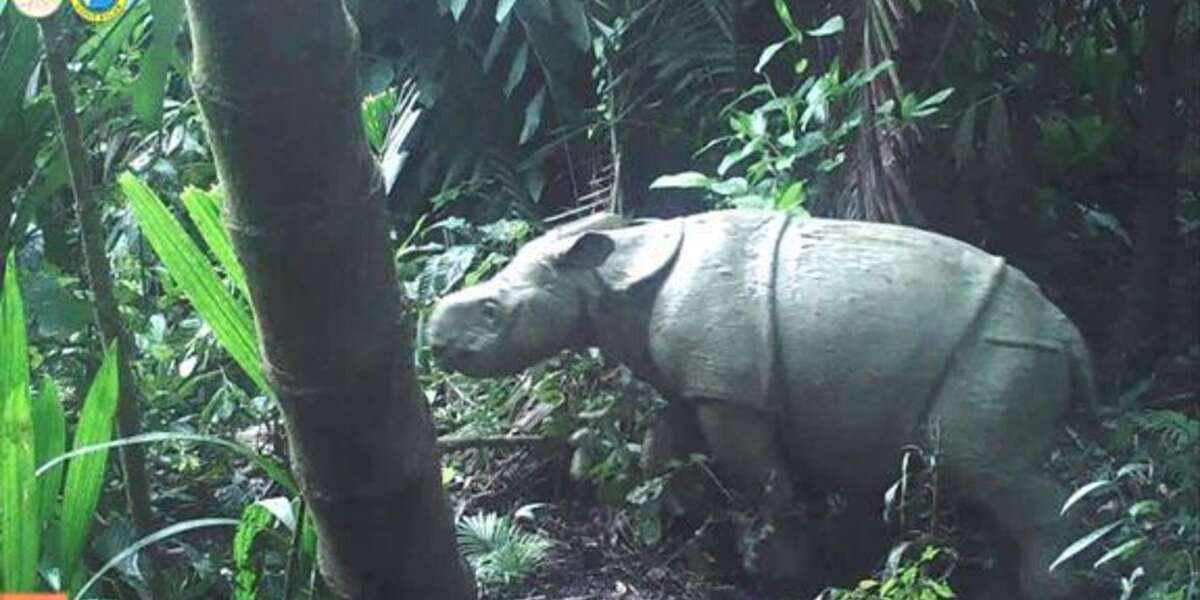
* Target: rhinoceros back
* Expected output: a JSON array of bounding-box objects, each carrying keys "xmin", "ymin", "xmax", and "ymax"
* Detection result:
[{"xmin": 772, "ymin": 218, "xmax": 1009, "ymax": 486}]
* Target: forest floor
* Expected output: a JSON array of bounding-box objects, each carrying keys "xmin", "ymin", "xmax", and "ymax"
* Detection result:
[{"xmin": 453, "ymin": 450, "xmax": 776, "ymax": 600}]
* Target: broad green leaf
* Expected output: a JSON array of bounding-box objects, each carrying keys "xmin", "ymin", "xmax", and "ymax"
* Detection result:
[
  {"xmin": 133, "ymin": 0, "xmax": 186, "ymax": 128},
  {"xmin": 60, "ymin": 344, "xmax": 121, "ymax": 592},
  {"xmin": 32, "ymin": 377, "xmax": 65, "ymax": 535},
  {"xmin": 120, "ymin": 173, "xmax": 270, "ymax": 396},
  {"xmin": 806, "ymin": 15, "xmax": 845, "ymax": 37},
  {"xmin": 775, "ymin": 181, "xmax": 806, "ymax": 212},
  {"xmin": 449, "ymin": 0, "xmax": 469, "ymax": 20},
  {"xmin": 180, "ymin": 187, "xmax": 249, "ymax": 298},
  {"xmin": 650, "ymin": 172, "xmax": 711, "ymax": 189},
  {"xmin": 76, "ymin": 518, "xmax": 240, "ymax": 600},
  {"xmin": 0, "ymin": 252, "xmax": 37, "ymax": 591},
  {"xmin": 1049, "ymin": 520, "xmax": 1121, "ymax": 572},
  {"xmin": 38, "ymin": 431, "xmax": 297, "ymax": 495}
]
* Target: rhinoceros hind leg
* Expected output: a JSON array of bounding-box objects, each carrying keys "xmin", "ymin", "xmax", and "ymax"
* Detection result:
[{"xmin": 967, "ymin": 472, "xmax": 1084, "ymax": 600}]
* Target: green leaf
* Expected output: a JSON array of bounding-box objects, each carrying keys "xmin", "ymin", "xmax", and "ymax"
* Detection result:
[
  {"xmin": 32, "ymin": 377, "xmax": 65, "ymax": 535},
  {"xmin": 0, "ymin": 15, "xmax": 38, "ymax": 129},
  {"xmin": 519, "ymin": 86, "xmax": 547, "ymax": 145},
  {"xmin": 650, "ymin": 172, "xmax": 711, "ymax": 189},
  {"xmin": 774, "ymin": 181, "xmax": 806, "ymax": 212},
  {"xmin": 0, "ymin": 252, "xmax": 37, "ymax": 592},
  {"xmin": 120, "ymin": 173, "xmax": 270, "ymax": 396},
  {"xmin": 0, "ymin": 252, "xmax": 29, "ymax": 446},
  {"xmin": 1049, "ymin": 521, "xmax": 1121, "ymax": 572},
  {"xmin": 180, "ymin": 187, "xmax": 249, "ymax": 298},
  {"xmin": 38, "ymin": 431, "xmax": 297, "ymax": 495},
  {"xmin": 514, "ymin": 0, "xmax": 590, "ymax": 120},
  {"xmin": 78, "ymin": 2, "xmax": 149, "ymax": 77},
  {"xmin": 234, "ymin": 504, "xmax": 275, "ymax": 599},
  {"xmin": 1060, "ymin": 479, "xmax": 1112, "ymax": 515},
  {"xmin": 709, "ymin": 177, "xmax": 749, "ymax": 196},
  {"xmin": 60, "ymin": 344, "xmax": 121, "ymax": 592},
  {"xmin": 449, "ymin": 0, "xmax": 469, "ymax": 20},
  {"xmin": 806, "ymin": 15, "xmax": 845, "ymax": 37},
  {"xmin": 718, "ymin": 139, "xmax": 762, "ymax": 176},
  {"xmin": 1127, "ymin": 500, "xmax": 1161, "ymax": 519},
  {"xmin": 495, "ymin": 0, "xmax": 517, "ymax": 23},
  {"xmin": 133, "ymin": 0, "xmax": 186, "ymax": 128},
  {"xmin": 755, "ymin": 41, "xmax": 787, "ymax": 74},
  {"xmin": 505, "ymin": 42, "xmax": 530, "ymax": 97},
  {"xmin": 772, "ymin": 0, "xmax": 802, "ymax": 41},
  {"xmin": 1093, "ymin": 537, "xmax": 1145, "ymax": 568},
  {"xmin": 76, "ymin": 518, "xmax": 240, "ymax": 600}
]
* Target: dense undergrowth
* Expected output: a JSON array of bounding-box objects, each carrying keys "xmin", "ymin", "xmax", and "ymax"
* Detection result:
[{"xmin": 1, "ymin": 1, "xmax": 1197, "ymax": 598}]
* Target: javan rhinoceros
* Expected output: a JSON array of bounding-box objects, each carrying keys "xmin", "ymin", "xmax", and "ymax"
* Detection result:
[{"xmin": 426, "ymin": 209, "xmax": 1096, "ymax": 599}]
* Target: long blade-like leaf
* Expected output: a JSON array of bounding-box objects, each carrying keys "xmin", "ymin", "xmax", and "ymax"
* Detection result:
[
  {"xmin": 32, "ymin": 377, "xmax": 66, "ymax": 535},
  {"xmin": 60, "ymin": 345, "xmax": 121, "ymax": 591},
  {"xmin": 38, "ymin": 431, "xmax": 297, "ymax": 495},
  {"xmin": 76, "ymin": 518, "xmax": 239, "ymax": 600},
  {"xmin": 0, "ymin": 252, "xmax": 37, "ymax": 591},
  {"xmin": 1049, "ymin": 520, "xmax": 1122, "ymax": 572},
  {"xmin": 180, "ymin": 186, "xmax": 248, "ymax": 298},
  {"xmin": 120, "ymin": 173, "xmax": 270, "ymax": 395},
  {"xmin": 132, "ymin": 0, "xmax": 185, "ymax": 128}
]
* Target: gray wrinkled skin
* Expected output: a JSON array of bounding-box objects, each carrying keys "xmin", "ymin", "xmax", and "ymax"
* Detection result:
[{"xmin": 427, "ymin": 209, "xmax": 1096, "ymax": 599}]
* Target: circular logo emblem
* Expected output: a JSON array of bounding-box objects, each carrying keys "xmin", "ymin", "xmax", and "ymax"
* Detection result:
[
  {"xmin": 11, "ymin": 0, "xmax": 64, "ymax": 18},
  {"xmin": 69, "ymin": 0, "xmax": 127, "ymax": 22}
]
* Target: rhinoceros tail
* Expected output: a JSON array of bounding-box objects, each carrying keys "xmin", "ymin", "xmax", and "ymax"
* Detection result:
[{"xmin": 1067, "ymin": 330, "xmax": 1101, "ymax": 419}]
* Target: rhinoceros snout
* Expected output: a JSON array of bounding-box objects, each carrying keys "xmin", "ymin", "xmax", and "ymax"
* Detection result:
[{"xmin": 429, "ymin": 340, "xmax": 468, "ymax": 369}]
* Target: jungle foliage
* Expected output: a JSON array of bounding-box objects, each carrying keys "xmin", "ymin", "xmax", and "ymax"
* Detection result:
[{"xmin": 0, "ymin": 0, "xmax": 1196, "ymax": 598}]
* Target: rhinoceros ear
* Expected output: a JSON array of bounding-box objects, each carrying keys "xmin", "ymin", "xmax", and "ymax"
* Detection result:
[
  {"xmin": 589, "ymin": 219, "xmax": 683, "ymax": 293},
  {"xmin": 555, "ymin": 232, "xmax": 616, "ymax": 269}
]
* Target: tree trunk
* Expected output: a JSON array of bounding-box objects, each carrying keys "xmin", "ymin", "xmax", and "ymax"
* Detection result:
[
  {"xmin": 182, "ymin": 2, "xmax": 474, "ymax": 598},
  {"xmin": 1104, "ymin": 0, "xmax": 1182, "ymax": 396}
]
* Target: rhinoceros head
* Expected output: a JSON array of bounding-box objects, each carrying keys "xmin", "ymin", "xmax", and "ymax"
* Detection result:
[{"xmin": 426, "ymin": 213, "xmax": 628, "ymax": 376}]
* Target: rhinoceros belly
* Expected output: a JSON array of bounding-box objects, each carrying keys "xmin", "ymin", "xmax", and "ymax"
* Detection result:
[{"xmin": 772, "ymin": 218, "xmax": 1007, "ymax": 490}]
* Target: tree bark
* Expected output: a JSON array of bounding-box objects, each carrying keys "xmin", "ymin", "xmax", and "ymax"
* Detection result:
[
  {"xmin": 38, "ymin": 15, "xmax": 168, "ymax": 599},
  {"xmin": 182, "ymin": 1, "xmax": 474, "ymax": 598},
  {"xmin": 1104, "ymin": 0, "xmax": 1182, "ymax": 396}
]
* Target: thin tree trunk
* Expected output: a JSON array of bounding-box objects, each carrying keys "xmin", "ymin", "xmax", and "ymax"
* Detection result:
[
  {"xmin": 38, "ymin": 15, "xmax": 168, "ymax": 599},
  {"xmin": 1105, "ymin": 0, "xmax": 1181, "ymax": 395},
  {"xmin": 182, "ymin": 1, "xmax": 474, "ymax": 598}
]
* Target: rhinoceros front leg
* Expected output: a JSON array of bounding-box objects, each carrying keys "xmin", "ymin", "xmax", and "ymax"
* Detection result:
[
  {"xmin": 695, "ymin": 400, "xmax": 811, "ymax": 581},
  {"xmin": 694, "ymin": 400, "xmax": 795, "ymax": 513}
]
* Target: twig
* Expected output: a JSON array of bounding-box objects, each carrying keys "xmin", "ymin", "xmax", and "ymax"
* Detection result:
[
  {"xmin": 39, "ymin": 15, "xmax": 168, "ymax": 599},
  {"xmin": 283, "ymin": 499, "xmax": 307, "ymax": 600},
  {"xmin": 437, "ymin": 435, "xmax": 562, "ymax": 452}
]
